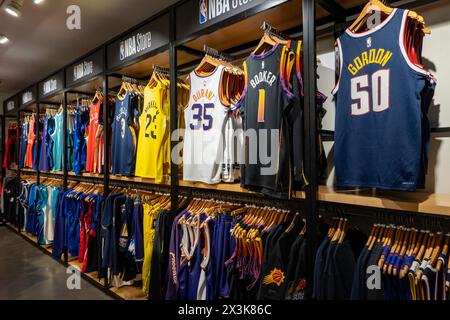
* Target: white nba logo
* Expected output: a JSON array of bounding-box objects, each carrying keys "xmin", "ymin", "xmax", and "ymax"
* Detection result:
[
  {"xmin": 367, "ymin": 37, "xmax": 372, "ymax": 48},
  {"xmin": 262, "ymin": 61, "xmax": 265, "ymax": 69}
]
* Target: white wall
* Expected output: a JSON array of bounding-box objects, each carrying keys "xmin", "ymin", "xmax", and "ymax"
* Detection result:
[{"xmin": 316, "ymin": 0, "xmax": 450, "ymax": 194}]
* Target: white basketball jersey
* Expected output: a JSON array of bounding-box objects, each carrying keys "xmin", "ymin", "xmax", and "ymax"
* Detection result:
[
  {"xmin": 183, "ymin": 65, "xmax": 229, "ymax": 184},
  {"xmin": 222, "ymin": 115, "xmax": 243, "ymax": 183}
]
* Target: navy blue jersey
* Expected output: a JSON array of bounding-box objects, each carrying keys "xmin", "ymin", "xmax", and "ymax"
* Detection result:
[
  {"xmin": 240, "ymin": 44, "xmax": 296, "ymax": 199},
  {"xmin": 333, "ymin": 9, "xmax": 435, "ymax": 191},
  {"xmin": 111, "ymin": 91, "xmax": 138, "ymax": 176}
]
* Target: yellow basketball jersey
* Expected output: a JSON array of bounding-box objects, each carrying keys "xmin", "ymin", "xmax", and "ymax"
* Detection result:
[{"xmin": 135, "ymin": 82, "xmax": 169, "ymax": 182}]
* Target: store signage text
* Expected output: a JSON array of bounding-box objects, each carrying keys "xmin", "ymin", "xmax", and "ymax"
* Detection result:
[
  {"xmin": 199, "ymin": 0, "xmax": 253, "ymax": 24},
  {"xmin": 43, "ymin": 79, "xmax": 58, "ymax": 95},
  {"xmin": 6, "ymin": 101, "xmax": 15, "ymax": 111},
  {"xmin": 73, "ymin": 60, "xmax": 94, "ymax": 81},
  {"xmin": 22, "ymin": 91, "xmax": 33, "ymax": 104},
  {"xmin": 120, "ymin": 32, "xmax": 152, "ymax": 61}
]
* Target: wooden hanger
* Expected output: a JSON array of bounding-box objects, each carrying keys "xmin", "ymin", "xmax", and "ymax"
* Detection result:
[
  {"xmin": 253, "ymin": 32, "xmax": 278, "ymax": 56},
  {"xmin": 349, "ymin": 0, "xmax": 430, "ymax": 35},
  {"xmin": 338, "ymin": 219, "xmax": 348, "ymax": 244},
  {"xmin": 430, "ymin": 232, "xmax": 444, "ymax": 268},
  {"xmin": 365, "ymin": 224, "xmax": 378, "ymax": 247},
  {"xmin": 393, "ymin": 228, "xmax": 411, "ymax": 276},
  {"xmin": 332, "ymin": 218, "xmax": 344, "ymax": 242},
  {"xmin": 195, "ymin": 54, "xmax": 220, "ymax": 75},
  {"xmin": 383, "ymin": 227, "xmax": 402, "ymax": 274},
  {"xmin": 378, "ymin": 225, "xmax": 395, "ymax": 268},
  {"xmin": 436, "ymin": 234, "xmax": 450, "ymax": 273},
  {"xmin": 400, "ymin": 229, "xmax": 418, "ymax": 279}
]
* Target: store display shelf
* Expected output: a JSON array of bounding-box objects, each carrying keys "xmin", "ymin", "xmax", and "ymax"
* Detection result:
[
  {"xmin": 41, "ymin": 244, "xmax": 53, "ymax": 255},
  {"xmin": 20, "ymin": 231, "xmax": 38, "ymax": 243},
  {"xmin": 68, "ymin": 258, "xmax": 146, "ymax": 300},
  {"xmin": 68, "ymin": 259, "xmax": 106, "ymax": 286},
  {"xmin": 41, "ymin": 171, "xmax": 64, "ymax": 175},
  {"xmin": 5, "ymin": 222, "xmax": 16, "ymax": 229},
  {"xmin": 180, "ymin": 180, "xmax": 307, "ymax": 200},
  {"xmin": 21, "ymin": 168, "xmax": 36, "ymax": 173},
  {"xmin": 318, "ymin": 186, "xmax": 450, "ymax": 216},
  {"xmin": 68, "ymin": 172, "xmax": 104, "ymax": 178},
  {"xmin": 109, "ymin": 174, "xmax": 170, "ymax": 186},
  {"xmin": 179, "ymin": 180, "xmax": 253, "ymax": 193},
  {"xmin": 109, "ymin": 285, "xmax": 147, "ymax": 300}
]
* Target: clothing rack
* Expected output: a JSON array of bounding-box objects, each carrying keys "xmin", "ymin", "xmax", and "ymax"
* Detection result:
[
  {"xmin": 261, "ymin": 21, "xmax": 290, "ymax": 40},
  {"xmin": 179, "ymin": 187, "xmax": 301, "ymax": 211},
  {"xmin": 109, "ymin": 179, "xmax": 171, "ymax": 194},
  {"xmin": 121, "ymin": 75, "xmax": 148, "ymax": 86},
  {"xmin": 203, "ymin": 45, "xmax": 233, "ymax": 62},
  {"xmin": 1, "ymin": 0, "xmax": 444, "ymax": 302},
  {"xmin": 319, "ymin": 202, "xmax": 450, "ymax": 230},
  {"xmin": 152, "ymin": 64, "xmax": 170, "ymax": 75}
]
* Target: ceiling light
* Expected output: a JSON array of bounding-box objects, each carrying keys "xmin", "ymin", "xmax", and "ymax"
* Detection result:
[
  {"xmin": 0, "ymin": 35, "xmax": 9, "ymax": 44},
  {"xmin": 5, "ymin": 0, "xmax": 24, "ymax": 18},
  {"xmin": 33, "ymin": 0, "xmax": 44, "ymax": 4}
]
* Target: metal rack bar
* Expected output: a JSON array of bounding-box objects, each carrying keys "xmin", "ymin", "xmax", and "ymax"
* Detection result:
[
  {"xmin": 178, "ymin": 45, "xmax": 204, "ymax": 57},
  {"xmin": 103, "ymin": 52, "xmax": 110, "ymax": 198},
  {"xmin": 204, "ymin": 45, "xmax": 233, "ymax": 62},
  {"xmin": 63, "ymin": 91, "xmax": 68, "ymax": 194},
  {"xmin": 302, "ymin": 0, "xmax": 318, "ymax": 300},
  {"xmin": 169, "ymin": 8, "xmax": 179, "ymax": 214},
  {"xmin": 316, "ymin": 0, "xmax": 346, "ymax": 18}
]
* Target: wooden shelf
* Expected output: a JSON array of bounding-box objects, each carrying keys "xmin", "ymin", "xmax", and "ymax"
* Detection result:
[
  {"xmin": 180, "ymin": 180, "xmax": 306, "ymax": 199},
  {"xmin": 68, "ymin": 172, "xmax": 104, "ymax": 179},
  {"xmin": 293, "ymin": 190, "xmax": 306, "ymax": 199},
  {"xmin": 68, "ymin": 259, "xmax": 106, "ymax": 287},
  {"xmin": 21, "ymin": 168, "xmax": 36, "ymax": 173},
  {"xmin": 20, "ymin": 231, "xmax": 38, "ymax": 243},
  {"xmin": 109, "ymin": 284, "xmax": 147, "ymax": 301},
  {"xmin": 318, "ymin": 186, "xmax": 450, "ymax": 216},
  {"xmin": 41, "ymin": 244, "xmax": 53, "ymax": 255},
  {"xmin": 68, "ymin": 258, "xmax": 146, "ymax": 300},
  {"xmin": 109, "ymin": 174, "xmax": 170, "ymax": 186},
  {"xmin": 179, "ymin": 180, "xmax": 251, "ymax": 193},
  {"xmin": 41, "ymin": 171, "xmax": 64, "ymax": 175}
]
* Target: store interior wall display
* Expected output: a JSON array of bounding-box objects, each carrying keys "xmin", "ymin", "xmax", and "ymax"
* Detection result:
[{"xmin": 1, "ymin": 0, "xmax": 450, "ymax": 308}]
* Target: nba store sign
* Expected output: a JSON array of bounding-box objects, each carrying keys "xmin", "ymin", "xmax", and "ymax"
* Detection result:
[
  {"xmin": 6, "ymin": 101, "xmax": 15, "ymax": 112},
  {"xmin": 120, "ymin": 32, "xmax": 152, "ymax": 61},
  {"xmin": 200, "ymin": 0, "xmax": 256, "ymax": 24}
]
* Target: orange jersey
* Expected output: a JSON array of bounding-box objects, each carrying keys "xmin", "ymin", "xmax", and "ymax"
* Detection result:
[{"xmin": 85, "ymin": 100, "xmax": 102, "ymax": 172}]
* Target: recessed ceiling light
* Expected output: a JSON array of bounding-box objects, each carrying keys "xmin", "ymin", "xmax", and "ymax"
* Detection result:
[
  {"xmin": 0, "ymin": 35, "xmax": 9, "ymax": 44},
  {"xmin": 33, "ymin": 0, "xmax": 44, "ymax": 4},
  {"xmin": 5, "ymin": 0, "xmax": 24, "ymax": 18}
]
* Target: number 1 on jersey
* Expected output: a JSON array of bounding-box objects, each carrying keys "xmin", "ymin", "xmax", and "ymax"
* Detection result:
[{"xmin": 258, "ymin": 89, "xmax": 266, "ymax": 123}]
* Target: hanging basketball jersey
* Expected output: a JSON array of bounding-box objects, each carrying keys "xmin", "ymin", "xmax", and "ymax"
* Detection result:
[
  {"xmin": 333, "ymin": 8, "xmax": 436, "ymax": 191},
  {"xmin": 51, "ymin": 111, "xmax": 64, "ymax": 172},
  {"xmin": 183, "ymin": 65, "xmax": 229, "ymax": 184},
  {"xmin": 25, "ymin": 115, "xmax": 36, "ymax": 168},
  {"xmin": 239, "ymin": 44, "xmax": 296, "ymax": 199},
  {"xmin": 135, "ymin": 82, "xmax": 170, "ymax": 182},
  {"xmin": 111, "ymin": 91, "xmax": 138, "ymax": 176},
  {"xmin": 222, "ymin": 115, "xmax": 243, "ymax": 183},
  {"xmin": 86, "ymin": 99, "xmax": 102, "ymax": 172}
]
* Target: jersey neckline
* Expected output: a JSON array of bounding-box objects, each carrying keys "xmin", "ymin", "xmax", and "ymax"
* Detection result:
[
  {"xmin": 250, "ymin": 43, "xmax": 279, "ymax": 60},
  {"xmin": 193, "ymin": 64, "xmax": 222, "ymax": 78},
  {"xmin": 116, "ymin": 90, "xmax": 129, "ymax": 102},
  {"xmin": 345, "ymin": 8, "xmax": 398, "ymax": 38}
]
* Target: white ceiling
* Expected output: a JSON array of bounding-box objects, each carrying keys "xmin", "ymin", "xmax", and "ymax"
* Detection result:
[{"xmin": 0, "ymin": 0, "xmax": 177, "ymax": 99}]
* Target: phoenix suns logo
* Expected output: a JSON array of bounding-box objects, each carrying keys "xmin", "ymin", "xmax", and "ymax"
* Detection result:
[{"xmin": 263, "ymin": 268, "xmax": 285, "ymax": 286}]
